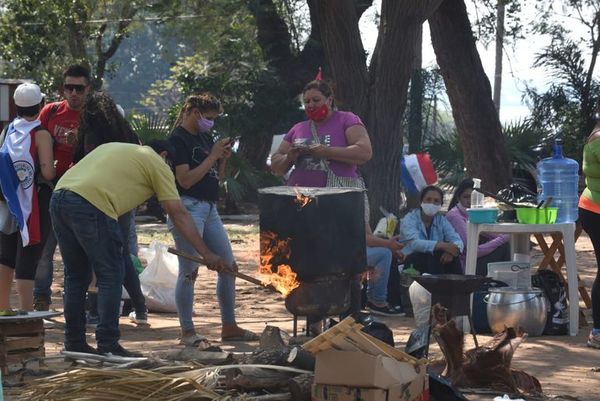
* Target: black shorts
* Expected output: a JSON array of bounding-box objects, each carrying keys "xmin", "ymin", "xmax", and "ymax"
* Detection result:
[{"xmin": 0, "ymin": 185, "xmax": 53, "ymax": 280}]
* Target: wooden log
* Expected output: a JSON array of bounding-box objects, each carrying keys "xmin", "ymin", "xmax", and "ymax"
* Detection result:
[
  {"xmin": 288, "ymin": 373, "xmax": 313, "ymax": 401},
  {"xmin": 287, "ymin": 347, "xmax": 315, "ymax": 371},
  {"xmin": 163, "ymin": 348, "xmax": 233, "ymax": 365},
  {"xmin": 260, "ymin": 325, "xmax": 289, "ymax": 350},
  {"xmin": 225, "ymin": 366, "xmax": 292, "ymax": 391},
  {"xmin": 242, "ymin": 346, "xmax": 294, "ymax": 366},
  {"xmin": 246, "ymin": 394, "xmax": 292, "ymax": 401}
]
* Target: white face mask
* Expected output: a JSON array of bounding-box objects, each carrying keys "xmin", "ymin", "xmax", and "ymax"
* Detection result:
[{"xmin": 421, "ymin": 202, "xmax": 441, "ymax": 216}]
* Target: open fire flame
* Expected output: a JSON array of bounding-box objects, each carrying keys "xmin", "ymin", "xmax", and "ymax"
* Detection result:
[
  {"xmin": 293, "ymin": 187, "xmax": 313, "ymax": 209},
  {"xmin": 259, "ymin": 231, "xmax": 300, "ymax": 297}
]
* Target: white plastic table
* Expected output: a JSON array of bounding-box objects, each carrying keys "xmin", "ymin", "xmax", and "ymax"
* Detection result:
[{"xmin": 465, "ymin": 222, "xmax": 578, "ymax": 336}]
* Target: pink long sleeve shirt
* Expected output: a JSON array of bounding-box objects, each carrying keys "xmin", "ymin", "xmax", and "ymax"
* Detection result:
[{"xmin": 445, "ymin": 204, "xmax": 509, "ymax": 268}]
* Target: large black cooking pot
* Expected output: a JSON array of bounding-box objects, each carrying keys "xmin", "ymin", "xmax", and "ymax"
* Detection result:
[
  {"xmin": 285, "ymin": 275, "xmax": 351, "ymax": 316},
  {"xmin": 258, "ymin": 186, "xmax": 367, "ymax": 281}
]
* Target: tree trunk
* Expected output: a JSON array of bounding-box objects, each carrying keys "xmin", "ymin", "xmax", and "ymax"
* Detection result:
[
  {"xmin": 493, "ymin": 0, "xmax": 505, "ymax": 113},
  {"xmin": 316, "ymin": 0, "xmax": 443, "ymax": 222},
  {"xmin": 429, "ymin": 0, "xmax": 512, "ymax": 192},
  {"xmin": 408, "ymin": 25, "xmax": 424, "ymax": 154}
]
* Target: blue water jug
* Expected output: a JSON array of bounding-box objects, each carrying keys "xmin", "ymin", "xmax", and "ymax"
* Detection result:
[{"xmin": 536, "ymin": 139, "xmax": 579, "ymax": 223}]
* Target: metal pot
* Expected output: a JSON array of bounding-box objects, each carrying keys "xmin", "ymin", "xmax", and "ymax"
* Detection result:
[{"xmin": 486, "ymin": 287, "xmax": 549, "ymax": 336}]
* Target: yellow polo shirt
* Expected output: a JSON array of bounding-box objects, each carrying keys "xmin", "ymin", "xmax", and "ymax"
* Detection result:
[{"xmin": 55, "ymin": 143, "xmax": 180, "ymax": 220}]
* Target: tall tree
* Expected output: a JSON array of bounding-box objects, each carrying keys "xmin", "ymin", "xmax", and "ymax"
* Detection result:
[
  {"xmin": 526, "ymin": 0, "xmax": 600, "ymax": 159},
  {"xmin": 0, "ymin": 0, "xmax": 160, "ymax": 91},
  {"xmin": 429, "ymin": 0, "xmax": 512, "ymax": 192},
  {"xmin": 469, "ymin": 0, "xmax": 523, "ymax": 114},
  {"xmin": 493, "ymin": 0, "xmax": 505, "ymax": 112},
  {"xmin": 251, "ymin": 0, "xmax": 514, "ymax": 217}
]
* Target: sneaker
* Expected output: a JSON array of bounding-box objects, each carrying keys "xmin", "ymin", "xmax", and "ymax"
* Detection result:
[
  {"xmin": 33, "ymin": 296, "xmax": 50, "ymax": 312},
  {"xmin": 86, "ymin": 312, "xmax": 99, "ymax": 328},
  {"xmin": 587, "ymin": 331, "xmax": 600, "ymax": 349},
  {"xmin": 128, "ymin": 310, "xmax": 149, "ymax": 326},
  {"xmin": 98, "ymin": 344, "xmax": 143, "ymax": 358},
  {"xmin": 366, "ymin": 301, "xmax": 406, "ymax": 317}
]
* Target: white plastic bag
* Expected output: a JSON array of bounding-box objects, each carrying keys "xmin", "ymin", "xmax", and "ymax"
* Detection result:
[
  {"xmin": 373, "ymin": 206, "xmax": 398, "ymax": 239},
  {"xmin": 409, "ymin": 279, "xmax": 431, "ymax": 329},
  {"xmin": 138, "ymin": 241, "xmax": 179, "ymax": 313}
]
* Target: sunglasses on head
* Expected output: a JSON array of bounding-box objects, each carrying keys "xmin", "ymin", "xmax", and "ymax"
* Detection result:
[{"xmin": 64, "ymin": 84, "xmax": 87, "ymax": 93}]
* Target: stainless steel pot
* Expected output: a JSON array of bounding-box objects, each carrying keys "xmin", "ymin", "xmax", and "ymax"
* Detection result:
[{"xmin": 486, "ymin": 287, "xmax": 549, "ymax": 336}]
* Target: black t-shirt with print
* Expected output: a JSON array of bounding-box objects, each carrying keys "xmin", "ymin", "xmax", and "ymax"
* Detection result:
[{"xmin": 168, "ymin": 126, "xmax": 219, "ymax": 202}]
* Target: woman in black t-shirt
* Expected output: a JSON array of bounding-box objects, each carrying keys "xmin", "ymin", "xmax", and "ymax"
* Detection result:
[{"xmin": 168, "ymin": 93, "xmax": 258, "ymax": 347}]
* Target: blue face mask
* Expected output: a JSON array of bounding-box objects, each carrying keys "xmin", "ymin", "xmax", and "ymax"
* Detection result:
[{"xmin": 197, "ymin": 117, "xmax": 214, "ymax": 133}]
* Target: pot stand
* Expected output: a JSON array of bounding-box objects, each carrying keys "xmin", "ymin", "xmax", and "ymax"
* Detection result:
[{"xmin": 410, "ymin": 275, "xmax": 490, "ymax": 357}]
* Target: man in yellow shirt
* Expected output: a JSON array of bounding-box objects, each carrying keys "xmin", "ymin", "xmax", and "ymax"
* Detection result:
[{"xmin": 51, "ymin": 141, "xmax": 225, "ymax": 357}]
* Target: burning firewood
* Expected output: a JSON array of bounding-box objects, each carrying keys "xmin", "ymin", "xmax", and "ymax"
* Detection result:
[{"xmin": 431, "ymin": 304, "xmax": 542, "ymax": 395}]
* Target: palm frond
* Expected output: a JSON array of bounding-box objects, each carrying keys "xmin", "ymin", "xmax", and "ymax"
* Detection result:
[
  {"xmin": 18, "ymin": 368, "xmax": 221, "ymax": 401},
  {"xmin": 129, "ymin": 113, "xmax": 174, "ymax": 144}
]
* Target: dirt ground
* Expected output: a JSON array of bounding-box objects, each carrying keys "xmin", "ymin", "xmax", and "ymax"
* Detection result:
[{"xmin": 3, "ymin": 215, "xmax": 600, "ymax": 400}]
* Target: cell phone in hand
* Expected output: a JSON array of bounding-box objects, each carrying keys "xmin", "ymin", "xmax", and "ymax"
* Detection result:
[{"xmin": 226, "ymin": 136, "xmax": 241, "ymax": 145}]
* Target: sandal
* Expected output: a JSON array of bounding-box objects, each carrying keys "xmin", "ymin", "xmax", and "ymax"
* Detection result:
[
  {"xmin": 221, "ymin": 329, "xmax": 259, "ymax": 342},
  {"xmin": 179, "ymin": 334, "xmax": 211, "ymax": 349}
]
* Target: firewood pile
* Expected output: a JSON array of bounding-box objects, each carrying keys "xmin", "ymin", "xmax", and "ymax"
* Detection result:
[{"xmin": 16, "ymin": 326, "xmax": 318, "ymax": 401}]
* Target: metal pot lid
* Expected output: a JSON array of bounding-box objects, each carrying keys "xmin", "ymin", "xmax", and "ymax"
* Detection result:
[
  {"xmin": 259, "ymin": 186, "xmax": 365, "ymax": 196},
  {"xmin": 488, "ymin": 287, "xmax": 543, "ymax": 294}
]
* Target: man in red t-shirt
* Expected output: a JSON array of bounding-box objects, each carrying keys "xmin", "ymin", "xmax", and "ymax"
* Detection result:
[{"xmin": 33, "ymin": 65, "xmax": 91, "ymax": 311}]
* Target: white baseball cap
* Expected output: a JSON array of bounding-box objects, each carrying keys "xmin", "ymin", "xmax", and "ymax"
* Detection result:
[{"xmin": 13, "ymin": 83, "xmax": 44, "ymax": 107}]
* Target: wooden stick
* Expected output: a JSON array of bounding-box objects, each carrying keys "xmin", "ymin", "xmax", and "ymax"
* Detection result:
[{"xmin": 167, "ymin": 247, "xmax": 280, "ymax": 293}]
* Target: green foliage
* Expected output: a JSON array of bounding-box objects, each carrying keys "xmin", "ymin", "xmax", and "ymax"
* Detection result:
[
  {"xmin": 139, "ymin": 0, "xmax": 299, "ymax": 207},
  {"xmin": 221, "ymin": 151, "xmax": 282, "ymax": 204},
  {"xmin": 423, "ymin": 130, "xmax": 466, "ymax": 187},
  {"xmin": 128, "ymin": 112, "xmax": 173, "ymax": 143},
  {"xmin": 0, "ymin": 0, "xmax": 166, "ymax": 92},
  {"xmin": 470, "ymin": 0, "xmax": 524, "ymax": 48},
  {"xmin": 425, "ymin": 119, "xmax": 545, "ymax": 189},
  {"xmin": 0, "ymin": 0, "xmax": 91, "ymax": 91},
  {"xmin": 524, "ymin": 0, "xmax": 600, "ymax": 161}
]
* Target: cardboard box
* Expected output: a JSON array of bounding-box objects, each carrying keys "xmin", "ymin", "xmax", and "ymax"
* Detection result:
[
  {"xmin": 312, "ymin": 381, "xmax": 430, "ymax": 401},
  {"xmin": 314, "ymin": 350, "xmax": 419, "ymax": 388},
  {"xmin": 312, "ymin": 383, "xmax": 387, "ymax": 401}
]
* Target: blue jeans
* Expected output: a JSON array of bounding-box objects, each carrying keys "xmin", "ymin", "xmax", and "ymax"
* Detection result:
[
  {"xmin": 168, "ymin": 196, "xmax": 236, "ymax": 331},
  {"xmin": 118, "ymin": 211, "xmax": 146, "ymax": 314},
  {"xmin": 33, "ymin": 230, "xmax": 57, "ymax": 302},
  {"xmin": 50, "ymin": 190, "xmax": 125, "ymax": 350},
  {"xmin": 366, "ymin": 247, "xmax": 392, "ymax": 304},
  {"xmin": 127, "ymin": 210, "xmax": 139, "ymax": 256}
]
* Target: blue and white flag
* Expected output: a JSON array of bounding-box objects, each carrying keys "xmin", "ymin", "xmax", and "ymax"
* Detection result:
[{"xmin": 0, "ymin": 118, "xmax": 41, "ymax": 246}]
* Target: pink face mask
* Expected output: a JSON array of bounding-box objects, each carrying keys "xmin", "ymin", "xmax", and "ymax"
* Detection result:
[{"xmin": 197, "ymin": 117, "xmax": 214, "ymax": 133}]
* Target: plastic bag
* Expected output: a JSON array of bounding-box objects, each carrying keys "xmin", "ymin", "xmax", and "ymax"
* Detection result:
[
  {"xmin": 373, "ymin": 206, "xmax": 398, "ymax": 239},
  {"xmin": 138, "ymin": 241, "xmax": 179, "ymax": 313},
  {"xmin": 496, "ymin": 183, "xmax": 537, "ymax": 205},
  {"xmin": 409, "ymin": 279, "xmax": 431, "ymax": 328}
]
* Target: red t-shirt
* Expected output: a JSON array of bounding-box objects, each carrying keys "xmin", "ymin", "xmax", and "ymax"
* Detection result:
[{"xmin": 39, "ymin": 101, "xmax": 80, "ymax": 178}]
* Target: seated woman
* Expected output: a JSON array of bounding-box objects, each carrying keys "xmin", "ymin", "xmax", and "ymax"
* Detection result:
[
  {"xmin": 446, "ymin": 179, "xmax": 510, "ymax": 276},
  {"xmin": 399, "ymin": 186, "xmax": 463, "ymax": 275}
]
